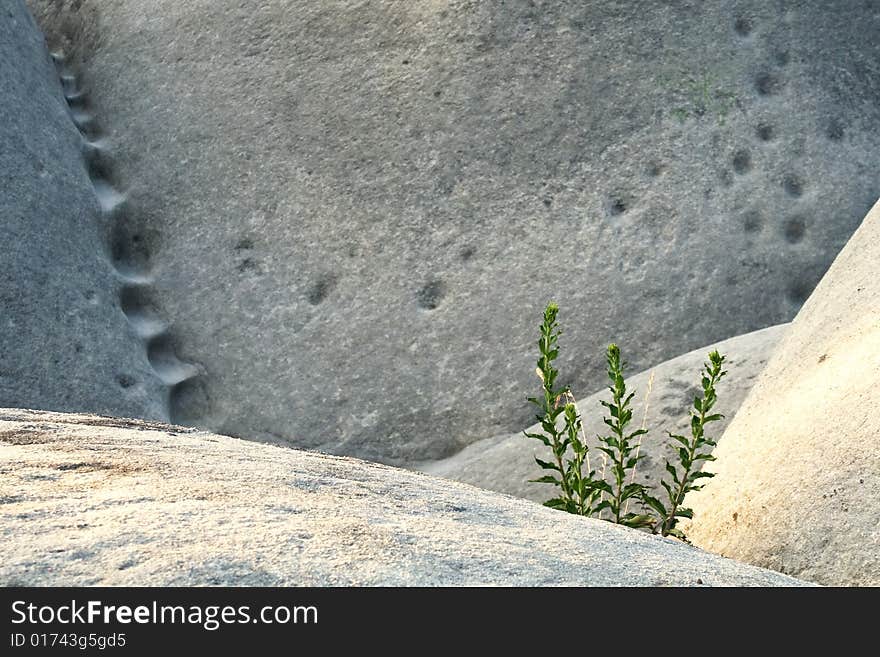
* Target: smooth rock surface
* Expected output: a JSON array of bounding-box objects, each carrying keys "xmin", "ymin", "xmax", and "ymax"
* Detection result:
[
  {"xmin": 28, "ymin": 1, "xmax": 880, "ymax": 464},
  {"xmin": 419, "ymin": 324, "xmax": 786, "ymax": 503},
  {"xmin": 0, "ymin": 1, "xmax": 165, "ymax": 420},
  {"xmin": 0, "ymin": 409, "xmax": 811, "ymax": 586},
  {"xmin": 683, "ymin": 200, "xmax": 880, "ymax": 586}
]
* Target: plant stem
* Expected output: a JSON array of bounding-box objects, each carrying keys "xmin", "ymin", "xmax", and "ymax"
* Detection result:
[{"xmin": 625, "ymin": 369, "xmax": 654, "ymax": 515}]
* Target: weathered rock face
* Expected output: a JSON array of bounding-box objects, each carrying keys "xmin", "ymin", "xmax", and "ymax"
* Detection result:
[
  {"xmin": 420, "ymin": 324, "xmax": 786, "ymax": 503},
  {"xmin": 0, "ymin": 409, "xmax": 811, "ymax": 586},
  {"xmin": 27, "ymin": 1, "xmax": 880, "ymax": 464},
  {"xmin": 0, "ymin": 1, "xmax": 165, "ymax": 420},
  {"xmin": 684, "ymin": 200, "xmax": 880, "ymax": 586}
]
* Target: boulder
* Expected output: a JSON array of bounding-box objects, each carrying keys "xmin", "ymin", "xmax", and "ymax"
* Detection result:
[
  {"xmin": 26, "ymin": 1, "xmax": 880, "ymax": 464},
  {"xmin": 0, "ymin": 409, "xmax": 811, "ymax": 586},
  {"xmin": 0, "ymin": 0, "xmax": 165, "ymax": 420},
  {"xmin": 419, "ymin": 324, "xmax": 786, "ymax": 503},
  {"xmin": 683, "ymin": 200, "xmax": 880, "ymax": 586}
]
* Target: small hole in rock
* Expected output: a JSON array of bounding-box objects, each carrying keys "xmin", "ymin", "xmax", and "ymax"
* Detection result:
[
  {"xmin": 307, "ymin": 274, "xmax": 338, "ymax": 306},
  {"xmin": 646, "ymin": 162, "xmax": 663, "ymax": 178},
  {"xmin": 755, "ymin": 72, "xmax": 780, "ymax": 96},
  {"xmin": 742, "ymin": 210, "xmax": 763, "ymax": 233},
  {"xmin": 117, "ymin": 374, "xmax": 136, "ymax": 389},
  {"xmin": 783, "ymin": 174, "xmax": 804, "ymax": 198},
  {"xmin": 169, "ymin": 376, "xmax": 212, "ymax": 426},
  {"xmin": 734, "ymin": 17, "xmax": 752, "ymax": 36},
  {"xmin": 732, "ymin": 150, "xmax": 751, "ymax": 174},
  {"xmin": 756, "ymin": 123, "xmax": 775, "ymax": 141},
  {"xmin": 417, "ymin": 279, "xmax": 447, "ymax": 310},
  {"xmin": 826, "ymin": 118, "xmax": 845, "ymax": 141},
  {"xmin": 608, "ymin": 197, "xmax": 627, "ymax": 216},
  {"xmin": 237, "ymin": 258, "xmax": 258, "ymax": 273},
  {"xmin": 783, "ymin": 217, "xmax": 806, "ymax": 243}
]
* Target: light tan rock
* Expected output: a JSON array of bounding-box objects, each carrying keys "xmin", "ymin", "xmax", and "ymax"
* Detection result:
[
  {"xmin": 683, "ymin": 199, "xmax": 880, "ymax": 586},
  {"xmin": 419, "ymin": 324, "xmax": 786, "ymax": 504},
  {"xmin": 0, "ymin": 409, "xmax": 810, "ymax": 586}
]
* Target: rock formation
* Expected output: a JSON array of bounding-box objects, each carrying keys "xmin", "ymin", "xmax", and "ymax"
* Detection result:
[
  {"xmin": 684, "ymin": 200, "xmax": 880, "ymax": 586},
  {"xmin": 24, "ymin": 1, "xmax": 880, "ymax": 464},
  {"xmin": 0, "ymin": 409, "xmax": 811, "ymax": 586},
  {"xmin": 0, "ymin": 0, "xmax": 165, "ymax": 421}
]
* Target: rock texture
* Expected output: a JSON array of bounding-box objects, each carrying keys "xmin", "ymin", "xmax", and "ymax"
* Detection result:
[
  {"xmin": 0, "ymin": 409, "xmax": 811, "ymax": 586},
  {"xmin": 684, "ymin": 200, "xmax": 880, "ymax": 586},
  {"xmin": 0, "ymin": 1, "xmax": 165, "ymax": 420},
  {"xmin": 27, "ymin": 1, "xmax": 880, "ymax": 464},
  {"xmin": 420, "ymin": 324, "xmax": 786, "ymax": 503}
]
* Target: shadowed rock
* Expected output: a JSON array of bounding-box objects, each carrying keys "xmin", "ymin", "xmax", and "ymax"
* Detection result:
[
  {"xmin": 25, "ymin": 1, "xmax": 880, "ymax": 464},
  {"xmin": 0, "ymin": 0, "xmax": 165, "ymax": 421}
]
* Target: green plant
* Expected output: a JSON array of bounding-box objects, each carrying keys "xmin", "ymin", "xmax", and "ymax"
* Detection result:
[
  {"xmin": 592, "ymin": 345, "xmax": 655, "ymax": 529},
  {"xmin": 525, "ymin": 301, "xmax": 727, "ymax": 540},
  {"xmin": 524, "ymin": 303, "xmax": 599, "ymax": 515},
  {"xmin": 642, "ymin": 351, "xmax": 727, "ymax": 539}
]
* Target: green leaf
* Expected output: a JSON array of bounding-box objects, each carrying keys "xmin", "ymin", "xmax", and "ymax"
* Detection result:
[
  {"xmin": 523, "ymin": 431, "xmax": 551, "ymax": 447},
  {"xmin": 622, "ymin": 514, "xmax": 656, "ymax": 529},
  {"xmin": 590, "ymin": 480, "xmax": 614, "ymax": 495},
  {"xmin": 678, "ymin": 447, "xmax": 690, "ymax": 465},
  {"xmin": 622, "ymin": 483, "xmax": 646, "ymax": 500},
  {"xmin": 669, "ymin": 433, "xmax": 689, "ymax": 447},
  {"xmin": 543, "ymin": 498, "xmax": 568, "ymax": 510},
  {"xmin": 593, "ymin": 500, "xmax": 612, "ymax": 513},
  {"xmin": 641, "ymin": 493, "xmax": 667, "ymax": 516},
  {"xmin": 674, "ymin": 507, "xmax": 694, "ymax": 519},
  {"xmin": 533, "ymin": 457, "xmax": 559, "ymax": 471},
  {"xmin": 690, "ymin": 471, "xmax": 715, "ymax": 480},
  {"xmin": 530, "ymin": 475, "xmax": 562, "ymax": 485}
]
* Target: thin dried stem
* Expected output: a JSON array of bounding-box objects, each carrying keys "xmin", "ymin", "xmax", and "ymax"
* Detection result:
[
  {"xmin": 565, "ymin": 390, "xmax": 591, "ymax": 475},
  {"xmin": 624, "ymin": 369, "xmax": 655, "ymax": 515}
]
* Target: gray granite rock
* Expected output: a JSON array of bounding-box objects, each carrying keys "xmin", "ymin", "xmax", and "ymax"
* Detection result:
[
  {"xmin": 0, "ymin": 409, "xmax": 812, "ymax": 586},
  {"xmin": 27, "ymin": 2, "xmax": 880, "ymax": 464},
  {"xmin": 0, "ymin": 1, "xmax": 165, "ymax": 420},
  {"xmin": 684, "ymin": 200, "xmax": 880, "ymax": 586},
  {"xmin": 419, "ymin": 324, "xmax": 786, "ymax": 503}
]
